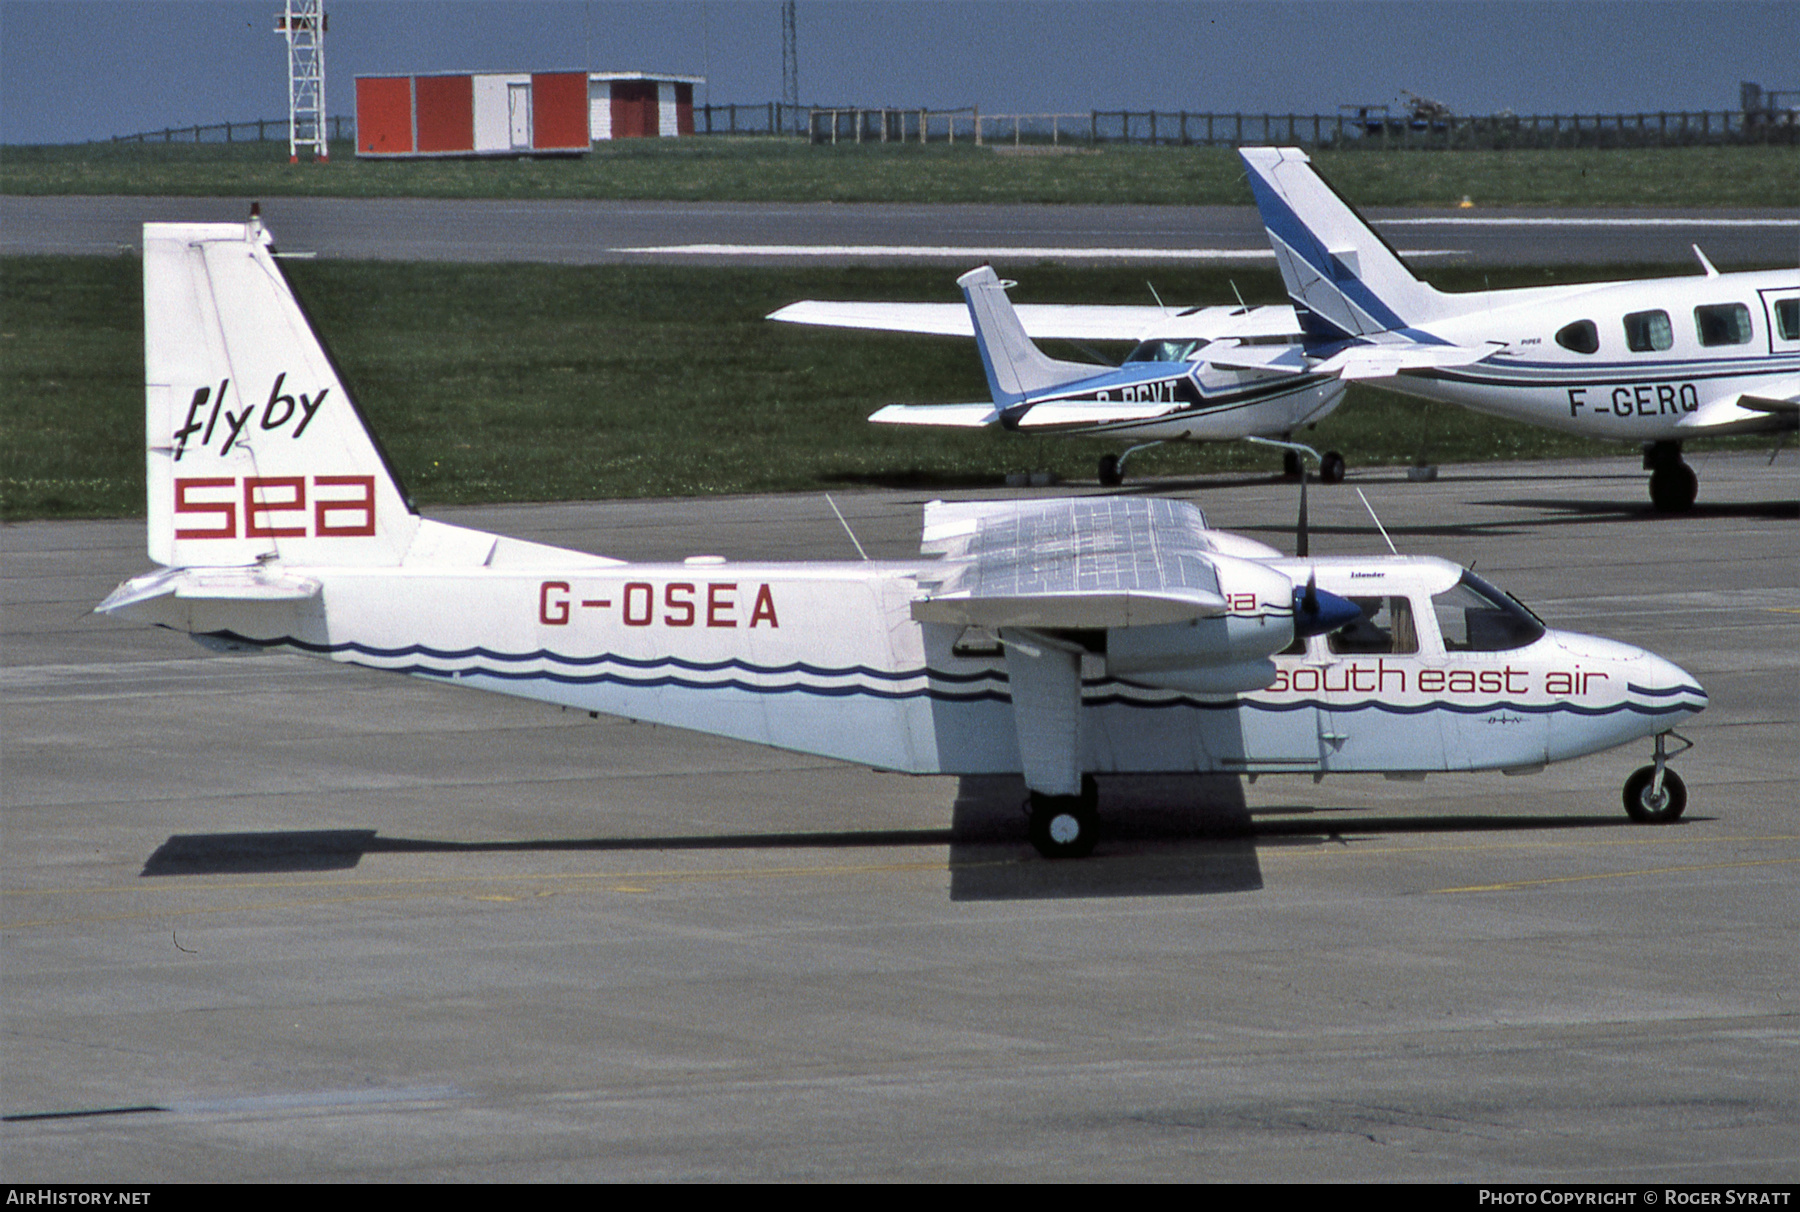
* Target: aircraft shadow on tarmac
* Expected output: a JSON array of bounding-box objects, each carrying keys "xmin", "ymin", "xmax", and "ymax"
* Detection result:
[{"xmin": 140, "ymin": 774, "xmax": 1658, "ymax": 902}]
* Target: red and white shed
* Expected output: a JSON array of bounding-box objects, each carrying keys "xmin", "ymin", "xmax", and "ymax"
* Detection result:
[
  {"xmin": 355, "ymin": 70, "xmax": 591, "ymax": 157},
  {"xmin": 588, "ymin": 72, "xmax": 704, "ymax": 139}
]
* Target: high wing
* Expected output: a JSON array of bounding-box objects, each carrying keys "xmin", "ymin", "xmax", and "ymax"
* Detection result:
[{"xmin": 767, "ymin": 298, "xmax": 1304, "ymax": 344}]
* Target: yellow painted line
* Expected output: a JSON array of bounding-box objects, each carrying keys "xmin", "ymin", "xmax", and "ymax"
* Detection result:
[{"xmin": 1430, "ymin": 855, "xmax": 1800, "ymax": 895}]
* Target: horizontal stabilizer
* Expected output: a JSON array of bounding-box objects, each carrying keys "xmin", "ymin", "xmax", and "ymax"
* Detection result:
[
  {"xmin": 869, "ymin": 402, "xmax": 1001, "ymax": 428},
  {"xmin": 1011, "ymin": 398, "xmax": 1187, "ymax": 429},
  {"xmin": 97, "ymin": 566, "xmax": 322, "ymax": 615},
  {"xmin": 1310, "ymin": 342, "xmax": 1497, "ymax": 380}
]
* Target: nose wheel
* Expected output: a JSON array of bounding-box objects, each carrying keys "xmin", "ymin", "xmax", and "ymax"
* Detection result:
[
  {"xmin": 1026, "ymin": 775, "xmax": 1100, "ymax": 858},
  {"xmin": 1623, "ymin": 731, "xmax": 1692, "ymax": 823}
]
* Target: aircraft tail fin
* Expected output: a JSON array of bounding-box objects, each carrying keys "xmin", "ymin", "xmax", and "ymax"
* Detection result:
[
  {"xmin": 958, "ymin": 266, "xmax": 1103, "ymax": 408},
  {"xmin": 1239, "ymin": 147, "xmax": 1457, "ymax": 339},
  {"xmin": 143, "ymin": 217, "xmax": 420, "ymax": 568}
]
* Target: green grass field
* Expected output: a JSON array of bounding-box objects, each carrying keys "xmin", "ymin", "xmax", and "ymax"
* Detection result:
[
  {"xmin": 1, "ymin": 256, "xmax": 1768, "ymax": 521},
  {"xmin": 3, "ymin": 139, "xmax": 1795, "ymax": 207}
]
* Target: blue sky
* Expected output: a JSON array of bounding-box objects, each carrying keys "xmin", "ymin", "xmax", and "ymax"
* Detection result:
[{"xmin": 2, "ymin": 1, "xmax": 1795, "ymax": 144}]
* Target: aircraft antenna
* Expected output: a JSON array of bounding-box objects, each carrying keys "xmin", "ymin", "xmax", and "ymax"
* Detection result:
[
  {"xmin": 1356, "ymin": 488, "xmax": 1399, "ymax": 555},
  {"xmin": 1146, "ymin": 281, "xmax": 1169, "ymax": 314},
  {"xmin": 1228, "ymin": 280, "xmax": 1247, "ymax": 310},
  {"xmin": 825, "ymin": 494, "xmax": 870, "ymax": 561}
]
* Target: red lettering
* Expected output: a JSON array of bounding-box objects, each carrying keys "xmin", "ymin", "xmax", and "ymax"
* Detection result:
[
  {"xmin": 244, "ymin": 476, "xmax": 308, "ymax": 538},
  {"xmin": 623, "ymin": 582, "xmax": 654, "ymax": 626},
  {"xmin": 174, "ymin": 477, "xmax": 237, "ymax": 539},
  {"xmin": 749, "ymin": 584, "xmax": 778, "ymax": 628},
  {"xmin": 314, "ymin": 475, "xmax": 376, "ymax": 537},
  {"xmin": 1419, "ymin": 669, "xmax": 1445, "ymax": 693},
  {"xmin": 540, "ymin": 581, "xmax": 570, "ymax": 626},
  {"xmin": 707, "ymin": 582, "xmax": 736, "ymax": 628},
  {"xmin": 664, "ymin": 582, "xmax": 696, "ymax": 627}
]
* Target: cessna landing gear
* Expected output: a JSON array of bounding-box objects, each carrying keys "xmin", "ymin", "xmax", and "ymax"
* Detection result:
[
  {"xmin": 1623, "ymin": 731, "xmax": 1692, "ymax": 823},
  {"xmin": 1319, "ymin": 450, "xmax": 1347, "ymax": 484},
  {"xmin": 1645, "ymin": 440, "xmax": 1698, "ymax": 513},
  {"xmin": 1027, "ymin": 774, "xmax": 1100, "ymax": 859},
  {"xmin": 1096, "ymin": 441, "xmax": 1165, "ymax": 488}
]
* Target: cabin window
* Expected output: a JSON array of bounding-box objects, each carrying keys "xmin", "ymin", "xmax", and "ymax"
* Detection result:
[
  {"xmin": 1124, "ymin": 339, "xmax": 1205, "ymax": 363},
  {"xmin": 1431, "ymin": 572, "xmax": 1546, "ymax": 652},
  {"xmin": 1623, "ymin": 310, "xmax": 1673, "ymax": 352},
  {"xmin": 1554, "ymin": 320, "xmax": 1599, "ymax": 354},
  {"xmin": 1327, "ymin": 596, "xmax": 1418, "ymax": 655},
  {"xmin": 1775, "ymin": 299, "xmax": 1800, "ymax": 342},
  {"xmin": 1694, "ymin": 303, "xmax": 1753, "ymax": 346}
]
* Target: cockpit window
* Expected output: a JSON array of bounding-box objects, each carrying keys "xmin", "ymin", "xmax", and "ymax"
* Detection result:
[
  {"xmin": 1623, "ymin": 309, "xmax": 1673, "ymax": 352},
  {"xmin": 1327, "ymin": 596, "xmax": 1419, "ymax": 655},
  {"xmin": 1432, "ymin": 572, "xmax": 1546, "ymax": 652},
  {"xmin": 1694, "ymin": 303, "xmax": 1753, "ymax": 347},
  {"xmin": 1124, "ymin": 339, "xmax": 1206, "ymax": 363},
  {"xmin": 1554, "ymin": 320, "xmax": 1599, "ymax": 354},
  {"xmin": 1774, "ymin": 298, "xmax": 1800, "ymax": 342}
]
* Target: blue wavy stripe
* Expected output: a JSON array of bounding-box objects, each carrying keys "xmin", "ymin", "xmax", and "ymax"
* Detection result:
[
  {"xmin": 1627, "ymin": 681, "xmax": 1708, "ymax": 699},
  {"xmin": 213, "ymin": 632, "xmax": 1704, "ymax": 719},
  {"xmin": 203, "ymin": 630, "xmax": 999, "ymax": 686}
]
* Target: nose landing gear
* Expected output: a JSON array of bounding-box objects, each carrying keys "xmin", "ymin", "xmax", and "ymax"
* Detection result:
[
  {"xmin": 1027, "ymin": 774, "xmax": 1101, "ymax": 858},
  {"xmin": 1624, "ymin": 731, "xmax": 1692, "ymax": 823}
]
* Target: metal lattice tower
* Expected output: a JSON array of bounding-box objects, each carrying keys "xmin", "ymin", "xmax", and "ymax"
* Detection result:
[
  {"xmin": 780, "ymin": 0, "xmax": 799, "ymax": 133},
  {"xmin": 276, "ymin": 1, "xmax": 328, "ymax": 161}
]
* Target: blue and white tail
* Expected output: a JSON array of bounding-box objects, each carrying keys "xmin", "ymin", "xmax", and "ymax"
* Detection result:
[
  {"xmin": 958, "ymin": 266, "xmax": 1099, "ymax": 408},
  {"xmin": 1239, "ymin": 147, "xmax": 1462, "ymax": 341},
  {"xmin": 144, "ymin": 217, "xmax": 419, "ymax": 568}
]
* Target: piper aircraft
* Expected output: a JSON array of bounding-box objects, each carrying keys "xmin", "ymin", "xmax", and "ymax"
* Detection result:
[
  {"xmin": 770, "ymin": 271, "xmax": 1351, "ymax": 486},
  {"xmin": 101, "ymin": 217, "xmax": 1708, "ymax": 859},
  {"xmin": 1237, "ymin": 146, "xmax": 1800, "ymax": 511}
]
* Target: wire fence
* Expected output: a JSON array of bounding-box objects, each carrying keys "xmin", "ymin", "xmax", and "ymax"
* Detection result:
[{"xmin": 108, "ymin": 105, "xmax": 1798, "ymax": 149}]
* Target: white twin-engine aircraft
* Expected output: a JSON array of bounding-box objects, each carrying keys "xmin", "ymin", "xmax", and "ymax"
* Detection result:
[
  {"xmin": 101, "ymin": 218, "xmax": 1708, "ymax": 858},
  {"xmin": 1237, "ymin": 146, "xmax": 1800, "ymax": 512},
  {"xmin": 769, "ymin": 272, "xmax": 1350, "ymax": 487}
]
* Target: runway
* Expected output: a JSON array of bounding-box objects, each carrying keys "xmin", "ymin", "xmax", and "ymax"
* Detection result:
[
  {"xmin": 4, "ymin": 194, "xmax": 1796, "ymax": 267},
  {"xmin": 4, "ymin": 452, "xmax": 1795, "ymax": 1180}
]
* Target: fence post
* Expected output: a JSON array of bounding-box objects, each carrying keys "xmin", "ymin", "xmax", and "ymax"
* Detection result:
[{"xmin": 973, "ymin": 105, "xmax": 981, "ymax": 146}]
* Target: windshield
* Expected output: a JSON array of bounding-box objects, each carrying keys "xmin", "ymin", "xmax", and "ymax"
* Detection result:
[
  {"xmin": 1431, "ymin": 571, "xmax": 1545, "ymax": 652},
  {"xmin": 1124, "ymin": 339, "xmax": 1206, "ymax": 363}
]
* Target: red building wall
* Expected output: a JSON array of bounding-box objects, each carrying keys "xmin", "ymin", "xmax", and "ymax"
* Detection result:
[
  {"xmin": 611, "ymin": 80, "xmax": 658, "ymax": 139},
  {"xmin": 415, "ymin": 74, "xmax": 474, "ymax": 153},
  {"xmin": 531, "ymin": 72, "xmax": 589, "ymax": 149},
  {"xmin": 675, "ymin": 82, "xmax": 694, "ymax": 135},
  {"xmin": 356, "ymin": 76, "xmax": 414, "ymax": 154}
]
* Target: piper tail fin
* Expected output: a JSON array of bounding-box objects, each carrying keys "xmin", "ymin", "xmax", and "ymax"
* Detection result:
[
  {"xmin": 958, "ymin": 266, "xmax": 1103, "ymax": 408},
  {"xmin": 1239, "ymin": 147, "xmax": 1457, "ymax": 340},
  {"xmin": 144, "ymin": 217, "xmax": 419, "ymax": 569}
]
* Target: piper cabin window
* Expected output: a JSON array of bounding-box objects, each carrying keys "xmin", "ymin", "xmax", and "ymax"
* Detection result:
[
  {"xmin": 1327, "ymin": 595, "xmax": 1419, "ymax": 655},
  {"xmin": 1555, "ymin": 319, "xmax": 1599, "ymax": 354},
  {"xmin": 1623, "ymin": 309, "xmax": 1674, "ymax": 352},
  {"xmin": 1775, "ymin": 298, "xmax": 1800, "ymax": 342},
  {"xmin": 1431, "ymin": 572, "xmax": 1546, "ymax": 652},
  {"xmin": 1694, "ymin": 303, "xmax": 1753, "ymax": 347}
]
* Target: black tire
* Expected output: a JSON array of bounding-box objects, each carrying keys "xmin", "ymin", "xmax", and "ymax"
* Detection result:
[
  {"xmin": 1098, "ymin": 454, "xmax": 1124, "ymax": 487},
  {"xmin": 1320, "ymin": 450, "xmax": 1347, "ymax": 484},
  {"xmin": 1649, "ymin": 463, "xmax": 1698, "ymax": 513},
  {"xmin": 1282, "ymin": 450, "xmax": 1302, "ymax": 479},
  {"xmin": 1028, "ymin": 791, "xmax": 1099, "ymax": 859},
  {"xmin": 1623, "ymin": 765, "xmax": 1687, "ymax": 824}
]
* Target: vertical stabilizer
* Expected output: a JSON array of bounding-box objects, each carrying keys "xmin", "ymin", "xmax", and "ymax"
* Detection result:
[
  {"xmin": 958, "ymin": 266, "xmax": 1103, "ymax": 408},
  {"xmin": 144, "ymin": 219, "xmax": 419, "ymax": 568},
  {"xmin": 1239, "ymin": 147, "xmax": 1455, "ymax": 339}
]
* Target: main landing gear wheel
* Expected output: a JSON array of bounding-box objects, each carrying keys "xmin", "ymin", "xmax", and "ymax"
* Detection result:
[
  {"xmin": 1623, "ymin": 765, "xmax": 1687, "ymax": 823},
  {"xmin": 1283, "ymin": 450, "xmax": 1303, "ymax": 479},
  {"xmin": 1027, "ymin": 775, "xmax": 1100, "ymax": 859},
  {"xmin": 1097, "ymin": 454, "xmax": 1124, "ymax": 487},
  {"xmin": 1319, "ymin": 450, "xmax": 1347, "ymax": 484},
  {"xmin": 1649, "ymin": 462, "xmax": 1698, "ymax": 513}
]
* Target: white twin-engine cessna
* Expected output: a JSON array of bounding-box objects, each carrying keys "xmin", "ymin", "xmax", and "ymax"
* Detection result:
[
  {"xmin": 101, "ymin": 218, "xmax": 1708, "ymax": 858},
  {"xmin": 769, "ymin": 270, "xmax": 1350, "ymax": 487},
  {"xmin": 1237, "ymin": 146, "xmax": 1800, "ymax": 512}
]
